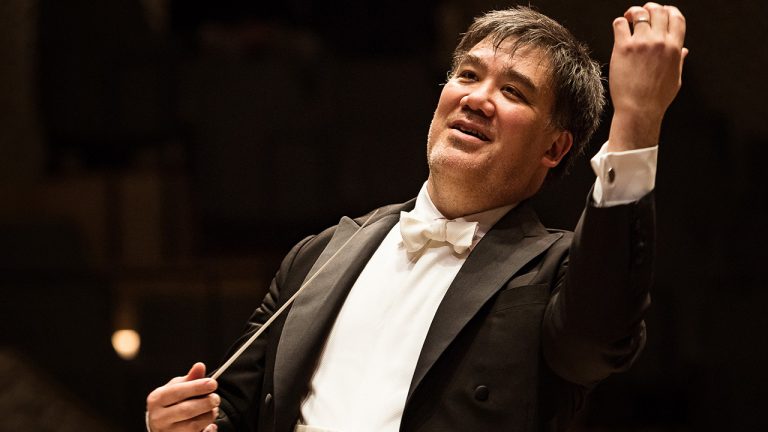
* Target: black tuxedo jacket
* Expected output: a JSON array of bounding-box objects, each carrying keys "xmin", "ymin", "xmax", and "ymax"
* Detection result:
[{"xmin": 214, "ymin": 191, "xmax": 654, "ymax": 432}]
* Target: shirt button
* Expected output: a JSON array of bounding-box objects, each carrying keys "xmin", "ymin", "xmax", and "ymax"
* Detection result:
[{"xmin": 474, "ymin": 385, "xmax": 489, "ymax": 401}]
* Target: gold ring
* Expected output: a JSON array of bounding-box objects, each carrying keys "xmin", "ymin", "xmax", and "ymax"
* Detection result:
[{"xmin": 634, "ymin": 17, "xmax": 651, "ymax": 26}]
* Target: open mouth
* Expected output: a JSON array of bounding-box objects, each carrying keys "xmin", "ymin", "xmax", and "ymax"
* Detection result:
[{"xmin": 451, "ymin": 124, "xmax": 490, "ymax": 142}]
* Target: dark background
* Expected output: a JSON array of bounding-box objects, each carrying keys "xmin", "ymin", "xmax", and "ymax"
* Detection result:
[{"xmin": 1, "ymin": 0, "xmax": 767, "ymax": 430}]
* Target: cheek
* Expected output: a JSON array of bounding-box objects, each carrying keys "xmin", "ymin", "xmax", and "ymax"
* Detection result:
[
  {"xmin": 498, "ymin": 109, "xmax": 550, "ymax": 148},
  {"xmin": 435, "ymin": 84, "xmax": 463, "ymax": 114},
  {"xmin": 428, "ymin": 90, "xmax": 458, "ymax": 146},
  {"xmin": 498, "ymin": 105, "xmax": 538, "ymax": 130},
  {"xmin": 495, "ymin": 116, "xmax": 551, "ymax": 166}
]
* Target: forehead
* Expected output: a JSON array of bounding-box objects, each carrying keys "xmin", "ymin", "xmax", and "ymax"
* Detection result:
[{"xmin": 461, "ymin": 38, "xmax": 553, "ymax": 89}]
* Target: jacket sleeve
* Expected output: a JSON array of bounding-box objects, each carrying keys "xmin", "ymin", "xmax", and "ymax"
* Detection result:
[{"xmin": 542, "ymin": 190, "xmax": 655, "ymax": 387}]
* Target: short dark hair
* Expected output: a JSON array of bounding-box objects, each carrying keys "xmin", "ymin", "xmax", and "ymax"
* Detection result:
[{"xmin": 450, "ymin": 6, "xmax": 605, "ymax": 177}]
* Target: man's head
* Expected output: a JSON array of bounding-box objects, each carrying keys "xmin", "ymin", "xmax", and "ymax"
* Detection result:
[
  {"xmin": 450, "ymin": 6, "xmax": 605, "ymax": 177},
  {"xmin": 426, "ymin": 6, "xmax": 604, "ymax": 216}
]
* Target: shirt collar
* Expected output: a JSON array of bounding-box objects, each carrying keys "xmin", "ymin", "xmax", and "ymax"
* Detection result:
[{"xmin": 411, "ymin": 181, "xmax": 516, "ymax": 245}]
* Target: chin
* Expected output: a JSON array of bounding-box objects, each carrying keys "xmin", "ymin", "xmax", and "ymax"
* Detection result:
[
  {"xmin": 429, "ymin": 158, "xmax": 486, "ymax": 188},
  {"xmin": 430, "ymin": 142, "xmax": 485, "ymax": 169}
]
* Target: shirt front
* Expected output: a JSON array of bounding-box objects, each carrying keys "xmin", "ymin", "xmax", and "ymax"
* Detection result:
[{"xmin": 298, "ymin": 183, "xmax": 513, "ymax": 432}]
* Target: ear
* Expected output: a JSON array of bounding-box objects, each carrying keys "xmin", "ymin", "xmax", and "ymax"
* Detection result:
[{"xmin": 541, "ymin": 130, "xmax": 573, "ymax": 168}]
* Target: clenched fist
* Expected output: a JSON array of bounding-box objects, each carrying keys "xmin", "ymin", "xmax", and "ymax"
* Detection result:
[{"xmin": 607, "ymin": 3, "xmax": 687, "ymax": 151}]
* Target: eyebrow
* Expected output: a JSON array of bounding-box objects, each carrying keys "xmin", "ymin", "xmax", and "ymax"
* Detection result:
[{"xmin": 459, "ymin": 54, "xmax": 539, "ymax": 95}]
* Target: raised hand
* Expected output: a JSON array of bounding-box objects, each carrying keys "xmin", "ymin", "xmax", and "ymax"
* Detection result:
[{"xmin": 607, "ymin": 3, "xmax": 687, "ymax": 151}]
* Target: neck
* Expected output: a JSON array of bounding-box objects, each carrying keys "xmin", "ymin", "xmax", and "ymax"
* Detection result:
[{"xmin": 426, "ymin": 176, "xmax": 521, "ymax": 220}]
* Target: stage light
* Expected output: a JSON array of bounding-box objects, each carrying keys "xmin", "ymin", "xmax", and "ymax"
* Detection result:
[{"xmin": 112, "ymin": 329, "xmax": 141, "ymax": 360}]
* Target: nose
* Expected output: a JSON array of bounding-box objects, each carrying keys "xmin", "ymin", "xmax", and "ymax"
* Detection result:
[{"xmin": 460, "ymin": 83, "xmax": 495, "ymax": 118}]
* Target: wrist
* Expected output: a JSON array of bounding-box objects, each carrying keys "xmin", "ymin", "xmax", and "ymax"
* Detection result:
[{"xmin": 607, "ymin": 109, "xmax": 663, "ymax": 152}]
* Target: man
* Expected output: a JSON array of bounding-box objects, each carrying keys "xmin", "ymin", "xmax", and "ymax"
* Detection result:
[{"xmin": 147, "ymin": 3, "xmax": 687, "ymax": 431}]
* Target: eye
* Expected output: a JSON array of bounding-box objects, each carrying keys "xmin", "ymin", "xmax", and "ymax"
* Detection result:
[
  {"xmin": 503, "ymin": 85, "xmax": 528, "ymax": 103},
  {"xmin": 455, "ymin": 69, "xmax": 478, "ymax": 82}
]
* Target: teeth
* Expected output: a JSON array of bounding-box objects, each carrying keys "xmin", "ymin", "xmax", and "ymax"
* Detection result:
[{"xmin": 457, "ymin": 126, "xmax": 487, "ymax": 141}]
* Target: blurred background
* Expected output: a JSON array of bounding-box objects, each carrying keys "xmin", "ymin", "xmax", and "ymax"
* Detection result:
[{"xmin": 1, "ymin": 0, "xmax": 766, "ymax": 430}]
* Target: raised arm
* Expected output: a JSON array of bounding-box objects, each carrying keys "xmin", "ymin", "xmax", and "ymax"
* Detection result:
[{"xmin": 543, "ymin": 3, "xmax": 686, "ymax": 387}]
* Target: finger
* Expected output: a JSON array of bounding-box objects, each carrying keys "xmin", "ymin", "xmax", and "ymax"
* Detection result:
[
  {"xmin": 645, "ymin": 2, "xmax": 668, "ymax": 35},
  {"xmin": 666, "ymin": 5, "xmax": 687, "ymax": 47},
  {"xmin": 154, "ymin": 394, "xmax": 220, "ymax": 430},
  {"xmin": 165, "ymin": 379, "xmax": 217, "ymax": 407},
  {"xmin": 624, "ymin": 6, "xmax": 648, "ymax": 22},
  {"xmin": 149, "ymin": 378, "xmax": 218, "ymax": 408},
  {"xmin": 170, "ymin": 407, "xmax": 219, "ymax": 432},
  {"xmin": 624, "ymin": 5, "xmax": 642, "ymax": 18},
  {"xmin": 624, "ymin": 6, "xmax": 651, "ymax": 34},
  {"xmin": 679, "ymin": 47, "xmax": 689, "ymax": 81},
  {"xmin": 167, "ymin": 375, "xmax": 187, "ymax": 386},
  {"xmin": 613, "ymin": 17, "xmax": 632, "ymax": 43},
  {"xmin": 203, "ymin": 424, "xmax": 219, "ymax": 432},
  {"xmin": 188, "ymin": 362, "xmax": 207, "ymax": 380},
  {"xmin": 165, "ymin": 363, "xmax": 206, "ymax": 386}
]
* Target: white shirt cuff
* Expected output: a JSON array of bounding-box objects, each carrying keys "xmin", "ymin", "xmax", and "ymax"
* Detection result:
[{"xmin": 590, "ymin": 142, "xmax": 658, "ymax": 207}]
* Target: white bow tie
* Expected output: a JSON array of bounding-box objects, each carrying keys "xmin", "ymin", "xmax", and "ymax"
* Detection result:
[{"xmin": 399, "ymin": 211, "xmax": 479, "ymax": 254}]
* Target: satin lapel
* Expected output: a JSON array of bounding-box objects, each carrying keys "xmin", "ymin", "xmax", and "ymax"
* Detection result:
[
  {"xmin": 406, "ymin": 202, "xmax": 563, "ymax": 403},
  {"xmin": 273, "ymin": 206, "xmax": 406, "ymax": 424}
]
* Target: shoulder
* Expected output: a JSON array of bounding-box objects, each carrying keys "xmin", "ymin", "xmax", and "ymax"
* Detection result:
[{"xmin": 277, "ymin": 198, "xmax": 417, "ymax": 282}]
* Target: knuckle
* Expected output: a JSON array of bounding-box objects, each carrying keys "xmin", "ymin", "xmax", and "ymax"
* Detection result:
[
  {"xmin": 188, "ymin": 410, "xmax": 216, "ymax": 431},
  {"xmin": 623, "ymin": 38, "xmax": 666, "ymax": 55},
  {"xmin": 649, "ymin": 39, "xmax": 666, "ymax": 50},
  {"xmin": 180, "ymin": 400, "xmax": 202, "ymax": 417},
  {"xmin": 146, "ymin": 390, "xmax": 161, "ymax": 407},
  {"xmin": 663, "ymin": 43, "xmax": 679, "ymax": 55},
  {"xmin": 634, "ymin": 37, "xmax": 663, "ymax": 52},
  {"xmin": 618, "ymin": 42, "xmax": 634, "ymax": 54},
  {"xmin": 666, "ymin": 5, "xmax": 683, "ymax": 14},
  {"xmin": 626, "ymin": 40, "xmax": 647, "ymax": 53},
  {"xmin": 150, "ymin": 411, "xmax": 169, "ymax": 430}
]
